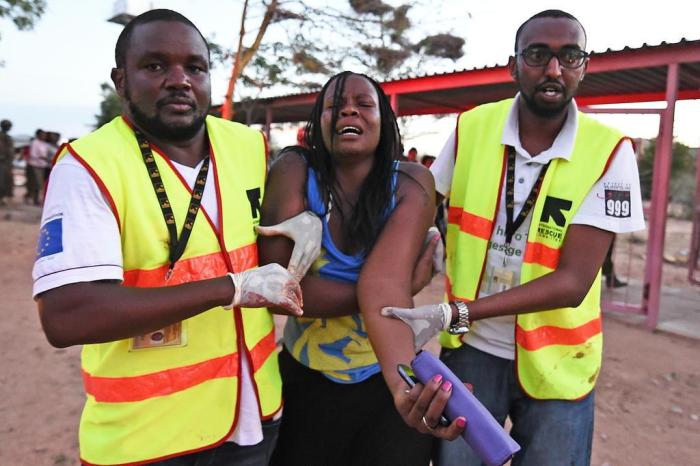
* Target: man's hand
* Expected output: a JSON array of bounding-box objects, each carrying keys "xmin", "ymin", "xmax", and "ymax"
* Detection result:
[
  {"xmin": 393, "ymin": 375, "xmax": 466, "ymax": 440},
  {"xmin": 381, "ymin": 303, "xmax": 451, "ymax": 351},
  {"xmin": 256, "ymin": 211, "xmax": 322, "ymax": 281},
  {"xmin": 411, "ymin": 227, "xmax": 443, "ymax": 295},
  {"xmin": 227, "ymin": 263, "xmax": 303, "ymax": 316}
]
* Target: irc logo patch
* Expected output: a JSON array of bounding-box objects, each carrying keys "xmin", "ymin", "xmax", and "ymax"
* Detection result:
[
  {"xmin": 540, "ymin": 196, "xmax": 572, "ymax": 227},
  {"xmin": 246, "ymin": 187, "xmax": 261, "ymax": 219},
  {"xmin": 36, "ymin": 216, "xmax": 63, "ymax": 259}
]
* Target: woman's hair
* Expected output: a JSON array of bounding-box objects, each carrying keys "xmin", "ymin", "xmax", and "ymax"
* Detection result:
[{"xmin": 295, "ymin": 71, "xmax": 402, "ymax": 255}]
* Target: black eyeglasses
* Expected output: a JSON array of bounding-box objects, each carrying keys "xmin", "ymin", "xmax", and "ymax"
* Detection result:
[{"xmin": 516, "ymin": 46, "xmax": 589, "ymax": 69}]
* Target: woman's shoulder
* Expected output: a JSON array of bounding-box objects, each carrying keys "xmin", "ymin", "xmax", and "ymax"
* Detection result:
[
  {"xmin": 261, "ymin": 147, "xmax": 309, "ymax": 218},
  {"xmin": 267, "ymin": 146, "xmax": 312, "ymax": 184},
  {"xmin": 396, "ymin": 160, "xmax": 435, "ymax": 192},
  {"xmin": 270, "ymin": 146, "xmax": 309, "ymax": 170}
]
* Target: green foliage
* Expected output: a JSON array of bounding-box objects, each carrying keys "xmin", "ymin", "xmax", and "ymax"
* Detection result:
[
  {"xmin": 94, "ymin": 83, "xmax": 122, "ymax": 128},
  {"xmin": 210, "ymin": 0, "xmax": 466, "ymax": 102},
  {"xmin": 327, "ymin": 1, "xmax": 465, "ymax": 79},
  {"xmin": 638, "ymin": 138, "xmax": 697, "ymax": 216},
  {"xmin": 349, "ymin": 0, "xmax": 393, "ymax": 16},
  {"xmin": 0, "ymin": 0, "xmax": 45, "ymax": 52},
  {"xmin": 414, "ymin": 34, "xmax": 465, "ymax": 60}
]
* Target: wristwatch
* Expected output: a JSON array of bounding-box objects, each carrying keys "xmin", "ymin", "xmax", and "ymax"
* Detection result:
[{"xmin": 448, "ymin": 301, "xmax": 470, "ymax": 335}]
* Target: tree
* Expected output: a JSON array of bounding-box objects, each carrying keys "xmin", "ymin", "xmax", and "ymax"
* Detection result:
[
  {"xmin": 219, "ymin": 0, "xmax": 281, "ymax": 120},
  {"xmin": 638, "ymin": 138, "xmax": 696, "ymax": 216},
  {"xmin": 212, "ymin": 0, "xmax": 465, "ymax": 120},
  {"xmin": 94, "ymin": 83, "xmax": 121, "ymax": 128},
  {"xmin": 0, "ymin": 0, "xmax": 45, "ymax": 42}
]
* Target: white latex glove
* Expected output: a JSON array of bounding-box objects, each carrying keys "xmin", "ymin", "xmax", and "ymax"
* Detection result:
[
  {"xmin": 256, "ymin": 211, "xmax": 323, "ymax": 281},
  {"xmin": 426, "ymin": 226, "xmax": 445, "ymax": 275},
  {"xmin": 225, "ymin": 263, "xmax": 303, "ymax": 316},
  {"xmin": 381, "ymin": 303, "xmax": 451, "ymax": 352}
]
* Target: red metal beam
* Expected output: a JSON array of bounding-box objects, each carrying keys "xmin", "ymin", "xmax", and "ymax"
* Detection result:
[
  {"xmin": 643, "ymin": 63, "xmax": 680, "ymax": 329},
  {"xmin": 380, "ymin": 67, "xmax": 512, "ymax": 94},
  {"xmin": 588, "ymin": 41, "xmax": 700, "ymax": 73},
  {"xmin": 579, "ymin": 107, "xmax": 664, "ymax": 115},
  {"xmin": 268, "ymin": 93, "xmax": 317, "ymax": 108},
  {"xmin": 577, "ymin": 89, "xmax": 700, "ymax": 106},
  {"xmin": 228, "ymin": 40, "xmax": 700, "ymax": 125},
  {"xmin": 397, "ymin": 104, "xmax": 475, "ymax": 117},
  {"xmin": 390, "ymin": 93, "xmax": 399, "ymax": 113},
  {"xmin": 256, "ymin": 87, "xmax": 700, "ymax": 121}
]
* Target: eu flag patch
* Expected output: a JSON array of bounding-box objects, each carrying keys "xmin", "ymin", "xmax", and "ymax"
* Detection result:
[{"xmin": 36, "ymin": 217, "xmax": 63, "ymax": 259}]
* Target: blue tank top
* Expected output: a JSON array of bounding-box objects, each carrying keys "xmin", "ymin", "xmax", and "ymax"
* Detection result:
[{"xmin": 283, "ymin": 161, "xmax": 400, "ymax": 383}]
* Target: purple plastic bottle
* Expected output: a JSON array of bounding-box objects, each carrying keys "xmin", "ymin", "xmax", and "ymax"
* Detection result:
[{"xmin": 411, "ymin": 351, "xmax": 520, "ymax": 466}]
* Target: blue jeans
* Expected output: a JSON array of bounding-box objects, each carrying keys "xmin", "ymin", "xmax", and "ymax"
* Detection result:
[
  {"xmin": 147, "ymin": 418, "xmax": 280, "ymax": 466},
  {"xmin": 435, "ymin": 344, "xmax": 594, "ymax": 466}
]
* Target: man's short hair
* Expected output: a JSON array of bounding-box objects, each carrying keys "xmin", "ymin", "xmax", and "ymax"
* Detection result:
[
  {"xmin": 114, "ymin": 9, "xmax": 209, "ymax": 68},
  {"xmin": 514, "ymin": 9, "xmax": 587, "ymax": 52}
]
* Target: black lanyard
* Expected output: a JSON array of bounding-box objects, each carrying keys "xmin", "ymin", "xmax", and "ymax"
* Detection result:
[
  {"xmin": 504, "ymin": 146, "xmax": 550, "ymax": 244},
  {"xmin": 133, "ymin": 128, "xmax": 210, "ymax": 278}
]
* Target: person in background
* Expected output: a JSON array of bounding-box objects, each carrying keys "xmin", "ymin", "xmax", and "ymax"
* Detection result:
[
  {"xmin": 296, "ymin": 126, "xmax": 308, "ymax": 148},
  {"xmin": 420, "ymin": 155, "xmax": 436, "ymax": 168},
  {"xmin": 384, "ymin": 9, "xmax": 645, "ymax": 466},
  {"xmin": 601, "ymin": 238, "xmax": 627, "ymax": 288},
  {"xmin": 44, "ymin": 131, "xmax": 62, "ymax": 179},
  {"xmin": 0, "ymin": 119, "xmax": 14, "ymax": 206},
  {"xmin": 27, "ymin": 129, "xmax": 50, "ymax": 205}
]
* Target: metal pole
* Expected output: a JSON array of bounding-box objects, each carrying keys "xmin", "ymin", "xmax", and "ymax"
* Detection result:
[
  {"xmin": 264, "ymin": 107, "xmax": 272, "ymax": 143},
  {"xmin": 643, "ymin": 63, "xmax": 679, "ymax": 329},
  {"xmin": 688, "ymin": 147, "xmax": 700, "ymax": 285}
]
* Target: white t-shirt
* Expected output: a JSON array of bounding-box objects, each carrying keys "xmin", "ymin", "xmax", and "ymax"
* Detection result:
[
  {"xmin": 29, "ymin": 138, "xmax": 52, "ymax": 168},
  {"xmin": 431, "ymin": 96, "xmax": 646, "ymax": 360},
  {"xmin": 33, "ymin": 153, "xmax": 264, "ymax": 445}
]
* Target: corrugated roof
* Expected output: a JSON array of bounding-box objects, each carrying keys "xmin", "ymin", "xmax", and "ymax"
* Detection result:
[{"xmin": 221, "ymin": 38, "xmax": 700, "ymax": 125}]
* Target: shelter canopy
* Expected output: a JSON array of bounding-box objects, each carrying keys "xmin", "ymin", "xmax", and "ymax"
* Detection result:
[{"xmin": 224, "ymin": 39, "xmax": 700, "ymax": 125}]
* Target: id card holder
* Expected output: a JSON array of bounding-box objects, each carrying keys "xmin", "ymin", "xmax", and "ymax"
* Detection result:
[
  {"xmin": 130, "ymin": 321, "xmax": 187, "ymax": 350},
  {"xmin": 491, "ymin": 268, "xmax": 515, "ymax": 293}
]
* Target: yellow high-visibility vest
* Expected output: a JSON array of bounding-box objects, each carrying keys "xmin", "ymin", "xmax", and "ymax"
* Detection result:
[
  {"xmin": 60, "ymin": 116, "xmax": 280, "ymax": 465},
  {"xmin": 442, "ymin": 99, "xmax": 627, "ymax": 400}
]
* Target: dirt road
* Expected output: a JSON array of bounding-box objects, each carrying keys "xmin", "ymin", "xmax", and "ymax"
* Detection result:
[{"xmin": 0, "ymin": 203, "xmax": 698, "ymax": 466}]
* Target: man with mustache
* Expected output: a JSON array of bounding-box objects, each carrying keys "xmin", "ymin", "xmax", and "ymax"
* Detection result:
[
  {"xmin": 384, "ymin": 10, "xmax": 645, "ymax": 466},
  {"xmin": 33, "ymin": 9, "xmax": 317, "ymax": 466}
]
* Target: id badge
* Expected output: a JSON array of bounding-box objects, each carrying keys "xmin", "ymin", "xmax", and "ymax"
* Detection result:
[
  {"xmin": 130, "ymin": 322, "xmax": 187, "ymax": 350},
  {"xmin": 490, "ymin": 267, "xmax": 515, "ymax": 293}
]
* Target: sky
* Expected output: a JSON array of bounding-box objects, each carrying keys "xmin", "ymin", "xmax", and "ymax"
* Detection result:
[{"xmin": 1, "ymin": 0, "xmax": 699, "ymax": 152}]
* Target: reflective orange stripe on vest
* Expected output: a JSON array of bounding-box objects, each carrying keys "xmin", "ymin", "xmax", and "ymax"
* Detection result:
[
  {"xmin": 123, "ymin": 243, "xmax": 258, "ymax": 287},
  {"xmin": 523, "ymin": 241, "xmax": 560, "ymax": 269},
  {"xmin": 448, "ymin": 206, "xmax": 493, "ymax": 240},
  {"xmin": 516, "ymin": 317, "xmax": 602, "ymax": 352},
  {"xmin": 82, "ymin": 331, "xmax": 276, "ymax": 403}
]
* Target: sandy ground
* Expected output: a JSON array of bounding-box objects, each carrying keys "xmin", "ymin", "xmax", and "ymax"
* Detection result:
[{"xmin": 0, "ymin": 199, "xmax": 698, "ymax": 466}]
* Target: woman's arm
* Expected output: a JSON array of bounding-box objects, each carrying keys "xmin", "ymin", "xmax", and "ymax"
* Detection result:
[
  {"xmin": 357, "ymin": 162, "xmax": 464, "ymax": 439},
  {"xmin": 258, "ymin": 150, "xmax": 359, "ymax": 317}
]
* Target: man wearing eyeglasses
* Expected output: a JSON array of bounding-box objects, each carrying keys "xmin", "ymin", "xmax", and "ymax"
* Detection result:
[{"xmin": 382, "ymin": 9, "xmax": 645, "ymax": 466}]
